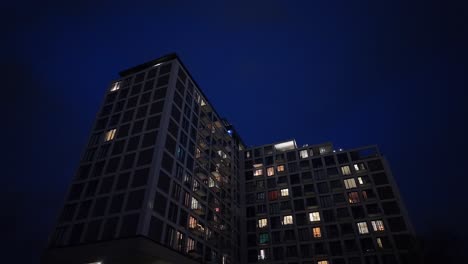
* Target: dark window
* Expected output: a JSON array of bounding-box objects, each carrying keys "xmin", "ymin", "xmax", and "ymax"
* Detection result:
[
  {"xmin": 109, "ymin": 193, "xmax": 125, "ymax": 214},
  {"xmin": 91, "ymin": 161, "xmax": 104, "ymax": 177},
  {"xmin": 84, "ymin": 220, "xmax": 102, "ymax": 242},
  {"xmin": 76, "ymin": 200, "xmax": 92, "ymax": 219},
  {"xmin": 150, "ymin": 101, "xmax": 164, "ymax": 115},
  {"xmin": 387, "ymin": 217, "xmax": 407, "ymax": 232},
  {"xmin": 337, "ymin": 153, "xmax": 349, "ymax": 164},
  {"xmin": 351, "ymin": 206, "xmax": 366, "ymax": 219},
  {"xmin": 153, "ymin": 87, "xmax": 167, "ymax": 100},
  {"xmin": 142, "ymin": 132, "xmax": 157, "ymax": 147},
  {"xmin": 115, "ymin": 173, "xmax": 130, "ymax": 190},
  {"xmin": 117, "ymin": 124, "xmax": 130, "ymax": 138},
  {"xmin": 121, "ymin": 153, "xmax": 136, "ymax": 170},
  {"xmin": 112, "ymin": 140, "xmax": 126, "ymax": 155},
  {"xmin": 372, "ymin": 172, "xmax": 389, "ymax": 185},
  {"xmin": 286, "ymin": 151, "xmax": 297, "ymax": 161},
  {"xmin": 131, "ymin": 120, "xmax": 144, "ymax": 134},
  {"xmin": 92, "ymin": 196, "xmax": 109, "ymax": 217},
  {"xmin": 368, "ymin": 159, "xmax": 384, "ymax": 171},
  {"xmin": 122, "ymin": 109, "xmax": 135, "ymax": 123},
  {"xmin": 149, "ymin": 217, "xmax": 164, "ymax": 242},
  {"xmin": 126, "ymin": 189, "xmax": 145, "ymax": 211},
  {"xmin": 165, "ymin": 135, "xmax": 176, "ymax": 154},
  {"xmin": 68, "ymin": 183, "xmax": 84, "ymax": 201},
  {"xmin": 126, "ymin": 136, "xmax": 140, "ymax": 151},
  {"xmin": 143, "ymin": 80, "xmax": 154, "ymax": 91},
  {"xmin": 76, "ymin": 164, "xmax": 91, "ymax": 180},
  {"xmin": 137, "ymin": 149, "xmax": 153, "ymax": 166},
  {"xmin": 382, "ymin": 201, "xmax": 400, "ymax": 215},
  {"xmin": 126, "ymin": 96, "xmax": 138, "ymax": 109},
  {"xmin": 120, "ymin": 214, "xmax": 139, "ymax": 237},
  {"xmin": 167, "ymin": 202, "xmax": 178, "ymax": 223},
  {"xmin": 105, "ymin": 157, "xmax": 120, "ymax": 173},
  {"xmin": 157, "ymin": 75, "xmax": 169, "ymax": 87},
  {"xmin": 59, "ymin": 203, "xmax": 77, "ymax": 222},
  {"xmin": 69, "ymin": 223, "xmax": 84, "ymax": 244},
  {"xmin": 161, "ymin": 152, "xmax": 174, "ymax": 173},
  {"xmin": 171, "ymin": 105, "xmax": 181, "ymax": 122},
  {"xmin": 377, "ymin": 186, "xmax": 394, "ymax": 200},
  {"xmin": 178, "ymin": 209, "xmax": 188, "ymax": 228},
  {"xmin": 154, "ymin": 192, "xmax": 167, "ymax": 216},
  {"xmin": 102, "ymin": 217, "xmax": 118, "ymax": 240},
  {"xmin": 146, "ymin": 115, "xmax": 161, "ymax": 130},
  {"xmin": 158, "ymin": 171, "xmax": 171, "ymax": 193},
  {"xmin": 85, "ymin": 180, "xmax": 99, "ymax": 197},
  {"xmin": 132, "ymin": 168, "xmax": 149, "ymax": 187}
]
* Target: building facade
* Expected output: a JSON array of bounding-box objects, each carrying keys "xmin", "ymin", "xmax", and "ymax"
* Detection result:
[{"xmin": 42, "ymin": 54, "xmax": 417, "ymax": 264}]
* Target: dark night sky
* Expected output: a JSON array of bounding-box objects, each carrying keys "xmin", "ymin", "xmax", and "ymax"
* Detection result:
[{"xmin": 2, "ymin": 0, "xmax": 468, "ymax": 263}]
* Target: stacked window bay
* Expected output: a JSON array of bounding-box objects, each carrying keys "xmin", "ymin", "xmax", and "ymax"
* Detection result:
[{"xmin": 45, "ymin": 54, "xmax": 244, "ymax": 264}]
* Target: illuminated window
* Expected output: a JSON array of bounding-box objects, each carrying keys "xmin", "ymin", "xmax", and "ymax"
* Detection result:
[
  {"xmin": 341, "ymin": 166, "xmax": 351, "ymax": 175},
  {"xmin": 348, "ymin": 192, "xmax": 360, "ymax": 203},
  {"xmin": 319, "ymin": 147, "xmax": 327, "ymax": 154},
  {"xmin": 299, "ymin": 150, "xmax": 309, "ymax": 159},
  {"xmin": 191, "ymin": 197, "xmax": 199, "ymax": 209},
  {"xmin": 354, "ymin": 163, "xmax": 366, "ymax": 172},
  {"xmin": 258, "ymin": 249, "xmax": 266, "ymax": 260},
  {"xmin": 186, "ymin": 237, "xmax": 195, "ymax": 252},
  {"xmin": 267, "ymin": 167, "xmax": 275, "ymax": 176},
  {"xmin": 104, "ymin": 129, "xmax": 116, "ymax": 141},
  {"xmin": 318, "ymin": 261, "xmax": 328, "ymax": 264},
  {"xmin": 282, "ymin": 215, "xmax": 293, "ymax": 225},
  {"xmin": 277, "ymin": 165, "xmax": 285, "ymax": 172},
  {"xmin": 357, "ymin": 177, "xmax": 365, "ymax": 185},
  {"xmin": 357, "ymin": 222, "xmax": 369, "ymax": 234},
  {"xmin": 258, "ymin": 218, "xmax": 268, "ymax": 228},
  {"xmin": 259, "ymin": 233, "xmax": 269, "ymax": 244},
  {"xmin": 313, "ymin": 227, "xmax": 322, "ymax": 238},
  {"xmin": 344, "ymin": 178, "xmax": 357, "ymax": 189},
  {"xmin": 246, "ymin": 151, "xmax": 251, "ymax": 158},
  {"xmin": 189, "ymin": 216, "xmax": 197, "ymax": 228},
  {"xmin": 110, "ymin": 82, "xmax": 120, "ymax": 92},
  {"xmin": 371, "ymin": 220, "xmax": 385, "ymax": 231},
  {"xmin": 376, "ymin": 238, "xmax": 384, "ymax": 248},
  {"xmin": 309, "ymin": 212, "xmax": 321, "ymax": 222},
  {"xmin": 254, "ymin": 169, "xmax": 263, "ymax": 176},
  {"xmin": 280, "ymin": 188, "xmax": 289, "ymax": 197}
]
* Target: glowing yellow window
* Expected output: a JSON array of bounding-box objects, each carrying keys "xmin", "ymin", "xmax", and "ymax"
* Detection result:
[
  {"xmin": 371, "ymin": 220, "xmax": 385, "ymax": 231},
  {"xmin": 277, "ymin": 165, "xmax": 285, "ymax": 172},
  {"xmin": 104, "ymin": 129, "xmax": 116, "ymax": 141},
  {"xmin": 280, "ymin": 188, "xmax": 289, "ymax": 197},
  {"xmin": 313, "ymin": 227, "xmax": 322, "ymax": 238},
  {"xmin": 254, "ymin": 169, "xmax": 263, "ymax": 176},
  {"xmin": 258, "ymin": 218, "xmax": 267, "ymax": 228},
  {"xmin": 309, "ymin": 212, "xmax": 321, "ymax": 222},
  {"xmin": 267, "ymin": 167, "xmax": 275, "ymax": 176},
  {"xmin": 341, "ymin": 166, "xmax": 351, "ymax": 175},
  {"xmin": 110, "ymin": 82, "xmax": 120, "ymax": 92}
]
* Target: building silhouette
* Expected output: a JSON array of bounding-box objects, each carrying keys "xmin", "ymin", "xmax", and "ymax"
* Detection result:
[{"xmin": 42, "ymin": 54, "xmax": 418, "ymax": 264}]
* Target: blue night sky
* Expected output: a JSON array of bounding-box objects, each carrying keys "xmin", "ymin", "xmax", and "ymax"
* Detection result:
[{"xmin": 3, "ymin": 0, "xmax": 468, "ymax": 263}]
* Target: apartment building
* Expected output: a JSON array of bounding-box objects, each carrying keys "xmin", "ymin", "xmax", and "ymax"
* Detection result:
[{"xmin": 42, "ymin": 54, "xmax": 417, "ymax": 264}]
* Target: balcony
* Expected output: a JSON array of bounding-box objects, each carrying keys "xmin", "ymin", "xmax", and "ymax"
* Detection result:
[
  {"xmin": 193, "ymin": 187, "xmax": 207, "ymax": 197},
  {"xmin": 192, "ymin": 206, "xmax": 205, "ymax": 216},
  {"xmin": 198, "ymin": 138, "xmax": 209, "ymax": 150},
  {"xmin": 195, "ymin": 168, "xmax": 208, "ymax": 180},
  {"xmin": 189, "ymin": 225, "xmax": 205, "ymax": 237}
]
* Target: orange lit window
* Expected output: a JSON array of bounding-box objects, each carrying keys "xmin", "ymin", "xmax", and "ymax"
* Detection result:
[{"xmin": 313, "ymin": 227, "xmax": 322, "ymax": 238}]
